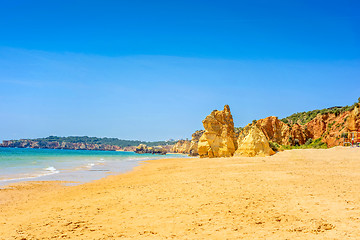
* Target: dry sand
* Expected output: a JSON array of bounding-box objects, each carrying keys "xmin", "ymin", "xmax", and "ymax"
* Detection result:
[{"xmin": 1, "ymin": 147, "xmax": 360, "ymax": 239}]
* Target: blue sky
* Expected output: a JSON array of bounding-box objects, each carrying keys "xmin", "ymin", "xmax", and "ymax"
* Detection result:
[{"xmin": 0, "ymin": 0, "xmax": 359, "ymax": 141}]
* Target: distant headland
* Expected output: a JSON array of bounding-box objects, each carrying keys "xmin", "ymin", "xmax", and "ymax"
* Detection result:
[{"xmin": 0, "ymin": 136, "xmax": 176, "ymax": 152}]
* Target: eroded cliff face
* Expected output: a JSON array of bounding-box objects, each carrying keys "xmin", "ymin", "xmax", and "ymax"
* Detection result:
[
  {"xmin": 347, "ymin": 104, "xmax": 360, "ymax": 132},
  {"xmin": 255, "ymin": 116, "xmax": 292, "ymax": 145},
  {"xmin": 171, "ymin": 130, "xmax": 205, "ymax": 156},
  {"xmin": 235, "ymin": 125, "xmax": 275, "ymax": 157},
  {"xmin": 189, "ymin": 130, "xmax": 205, "ymax": 156},
  {"xmin": 195, "ymin": 103, "xmax": 360, "ymax": 158},
  {"xmin": 172, "ymin": 140, "xmax": 191, "ymax": 154},
  {"xmin": 254, "ymin": 108, "xmax": 357, "ymax": 148},
  {"xmin": 253, "ymin": 112, "xmax": 357, "ymax": 147},
  {"xmin": 255, "ymin": 117, "xmax": 307, "ymax": 146},
  {"xmin": 305, "ymin": 111, "xmax": 350, "ymax": 147},
  {"xmin": 198, "ymin": 105, "xmax": 237, "ymax": 158},
  {"xmin": 305, "ymin": 114, "xmax": 329, "ymax": 140},
  {"xmin": 290, "ymin": 124, "xmax": 307, "ymax": 145}
]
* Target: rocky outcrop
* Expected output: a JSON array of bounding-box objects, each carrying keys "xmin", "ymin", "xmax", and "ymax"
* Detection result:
[
  {"xmin": 160, "ymin": 145, "xmax": 174, "ymax": 153},
  {"xmin": 172, "ymin": 140, "xmax": 191, "ymax": 154},
  {"xmin": 289, "ymin": 123, "xmax": 307, "ymax": 145},
  {"xmin": 189, "ymin": 130, "xmax": 205, "ymax": 156},
  {"xmin": 235, "ymin": 126, "xmax": 275, "ymax": 157},
  {"xmin": 255, "ymin": 116, "xmax": 291, "ymax": 145},
  {"xmin": 170, "ymin": 130, "xmax": 205, "ymax": 156},
  {"xmin": 194, "ymin": 102, "xmax": 360, "ymax": 157},
  {"xmin": 256, "ymin": 109, "xmax": 354, "ymax": 148},
  {"xmin": 198, "ymin": 105, "xmax": 237, "ymax": 158},
  {"xmin": 347, "ymin": 103, "xmax": 360, "ymax": 131},
  {"xmin": 305, "ymin": 114, "xmax": 329, "ymax": 140},
  {"xmin": 135, "ymin": 144, "xmax": 167, "ymax": 155},
  {"xmin": 254, "ymin": 117, "xmax": 307, "ymax": 146},
  {"xmin": 305, "ymin": 111, "xmax": 350, "ymax": 147},
  {"xmin": 135, "ymin": 144, "xmax": 148, "ymax": 154}
]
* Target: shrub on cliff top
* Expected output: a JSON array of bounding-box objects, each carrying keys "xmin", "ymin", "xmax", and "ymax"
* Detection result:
[
  {"xmin": 234, "ymin": 127, "xmax": 243, "ymax": 134},
  {"xmin": 281, "ymin": 99, "xmax": 359, "ymax": 126}
]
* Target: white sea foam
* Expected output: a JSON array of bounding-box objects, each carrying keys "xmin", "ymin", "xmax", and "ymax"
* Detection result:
[
  {"xmin": 73, "ymin": 162, "xmax": 99, "ymax": 171},
  {"xmin": 0, "ymin": 166, "xmax": 60, "ymax": 183},
  {"xmin": 87, "ymin": 163, "xmax": 96, "ymax": 168},
  {"xmin": 44, "ymin": 166, "xmax": 59, "ymax": 173}
]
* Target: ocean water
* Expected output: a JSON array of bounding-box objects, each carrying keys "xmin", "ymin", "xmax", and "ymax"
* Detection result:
[{"xmin": 0, "ymin": 148, "xmax": 187, "ymax": 186}]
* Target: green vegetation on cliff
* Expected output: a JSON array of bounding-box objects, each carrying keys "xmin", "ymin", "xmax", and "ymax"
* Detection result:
[
  {"xmin": 281, "ymin": 102, "xmax": 358, "ymax": 126},
  {"xmin": 271, "ymin": 138, "xmax": 327, "ymax": 151},
  {"xmin": 234, "ymin": 127, "xmax": 243, "ymax": 135},
  {"xmin": 282, "ymin": 138, "xmax": 327, "ymax": 150},
  {"xmin": 31, "ymin": 136, "xmax": 176, "ymax": 147}
]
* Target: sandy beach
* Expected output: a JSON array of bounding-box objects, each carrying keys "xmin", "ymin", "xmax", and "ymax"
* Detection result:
[{"xmin": 1, "ymin": 147, "xmax": 360, "ymax": 239}]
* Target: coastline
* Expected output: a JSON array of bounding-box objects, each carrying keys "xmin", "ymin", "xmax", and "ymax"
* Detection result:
[
  {"xmin": 1, "ymin": 147, "xmax": 360, "ymax": 239},
  {"xmin": 166, "ymin": 152, "xmax": 188, "ymax": 155},
  {"xmin": 0, "ymin": 148, "xmax": 188, "ymax": 187}
]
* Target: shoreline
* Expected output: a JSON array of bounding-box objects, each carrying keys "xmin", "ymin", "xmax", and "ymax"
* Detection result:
[
  {"xmin": 0, "ymin": 155, "xmax": 166, "ymax": 190},
  {"xmin": 166, "ymin": 152, "xmax": 189, "ymax": 155},
  {"xmin": 1, "ymin": 147, "xmax": 360, "ymax": 239},
  {"xmin": 0, "ymin": 148, "xmax": 189, "ymax": 187},
  {"xmin": 0, "ymin": 154, "xmax": 185, "ymax": 189}
]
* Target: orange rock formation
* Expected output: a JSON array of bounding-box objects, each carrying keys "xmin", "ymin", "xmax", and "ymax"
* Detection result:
[{"xmin": 198, "ymin": 105, "xmax": 237, "ymax": 158}]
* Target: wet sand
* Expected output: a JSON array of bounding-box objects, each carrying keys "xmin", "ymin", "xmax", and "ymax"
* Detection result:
[{"xmin": 1, "ymin": 147, "xmax": 360, "ymax": 239}]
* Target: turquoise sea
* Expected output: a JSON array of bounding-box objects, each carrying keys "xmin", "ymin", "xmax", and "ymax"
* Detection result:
[{"xmin": 0, "ymin": 148, "xmax": 187, "ymax": 186}]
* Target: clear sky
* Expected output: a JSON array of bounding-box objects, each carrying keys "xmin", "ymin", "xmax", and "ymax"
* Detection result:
[{"xmin": 0, "ymin": 0, "xmax": 359, "ymax": 141}]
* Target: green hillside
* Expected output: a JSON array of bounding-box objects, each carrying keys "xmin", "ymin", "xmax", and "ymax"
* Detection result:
[{"xmin": 281, "ymin": 102, "xmax": 358, "ymax": 126}]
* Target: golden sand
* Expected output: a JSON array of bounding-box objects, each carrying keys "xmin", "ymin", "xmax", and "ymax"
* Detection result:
[{"xmin": 1, "ymin": 147, "xmax": 360, "ymax": 239}]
